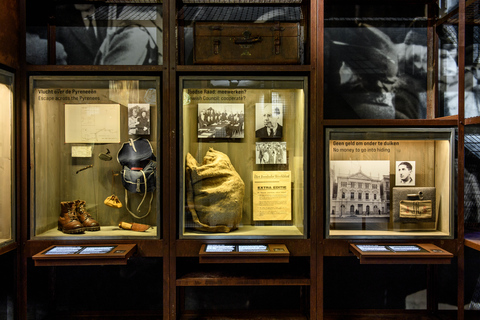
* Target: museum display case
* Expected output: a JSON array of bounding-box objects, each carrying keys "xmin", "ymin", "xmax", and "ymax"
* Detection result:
[
  {"xmin": 325, "ymin": 128, "xmax": 455, "ymax": 239},
  {"xmin": 0, "ymin": 69, "xmax": 15, "ymax": 250},
  {"xmin": 29, "ymin": 76, "xmax": 161, "ymax": 240},
  {"xmin": 179, "ymin": 76, "xmax": 308, "ymax": 239}
]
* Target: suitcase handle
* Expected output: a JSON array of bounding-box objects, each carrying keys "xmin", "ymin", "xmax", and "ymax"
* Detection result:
[
  {"xmin": 208, "ymin": 26, "xmax": 224, "ymax": 31},
  {"xmin": 234, "ymin": 36, "xmax": 262, "ymax": 45}
]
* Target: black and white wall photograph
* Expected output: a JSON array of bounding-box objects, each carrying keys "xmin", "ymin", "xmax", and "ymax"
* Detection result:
[
  {"xmin": 329, "ymin": 160, "xmax": 391, "ymax": 229},
  {"xmin": 197, "ymin": 103, "xmax": 244, "ymax": 139},
  {"xmin": 255, "ymin": 142, "xmax": 287, "ymax": 165}
]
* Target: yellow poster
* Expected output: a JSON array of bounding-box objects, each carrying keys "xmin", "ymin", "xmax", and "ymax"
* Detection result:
[{"xmin": 253, "ymin": 171, "xmax": 292, "ymax": 221}]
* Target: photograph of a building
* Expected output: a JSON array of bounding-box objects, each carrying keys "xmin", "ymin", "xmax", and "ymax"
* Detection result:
[{"xmin": 329, "ymin": 161, "xmax": 390, "ymax": 223}]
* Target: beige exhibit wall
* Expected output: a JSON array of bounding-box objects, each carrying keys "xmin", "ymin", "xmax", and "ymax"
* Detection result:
[
  {"xmin": 0, "ymin": 83, "xmax": 13, "ymax": 242},
  {"xmin": 32, "ymin": 84, "xmax": 158, "ymax": 235},
  {"xmin": 182, "ymin": 87, "xmax": 305, "ymax": 231}
]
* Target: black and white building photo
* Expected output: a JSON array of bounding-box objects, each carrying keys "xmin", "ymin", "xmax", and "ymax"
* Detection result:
[{"xmin": 329, "ymin": 160, "xmax": 390, "ymax": 220}]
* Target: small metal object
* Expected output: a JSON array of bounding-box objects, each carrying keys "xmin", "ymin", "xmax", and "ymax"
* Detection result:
[
  {"xmin": 99, "ymin": 148, "xmax": 112, "ymax": 161},
  {"xmin": 76, "ymin": 164, "xmax": 93, "ymax": 174},
  {"xmin": 407, "ymin": 191, "xmax": 424, "ymax": 200}
]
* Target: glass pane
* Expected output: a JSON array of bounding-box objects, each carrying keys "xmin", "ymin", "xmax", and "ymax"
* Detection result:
[
  {"xmin": 0, "ymin": 69, "xmax": 14, "ymax": 248},
  {"xmin": 438, "ymin": 0, "xmax": 460, "ymax": 19},
  {"xmin": 26, "ymin": 0, "xmax": 49, "ymax": 65},
  {"xmin": 54, "ymin": 3, "xmax": 163, "ymax": 65},
  {"xmin": 465, "ymin": 4, "xmax": 480, "ymax": 119},
  {"xmin": 30, "ymin": 76, "xmax": 160, "ymax": 239},
  {"xmin": 438, "ymin": 24, "xmax": 459, "ymax": 117},
  {"xmin": 324, "ymin": 3, "xmax": 428, "ymax": 119},
  {"xmin": 178, "ymin": 5, "xmax": 304, "ymax": 65},
  {"xmin": 465, "ymin": 125, "xmax": 480, "ymax": 230},
  {"xmin": 326, "ymin": 128, "xmax": 455, "ymax": 239},
  {"xmin": 180, "ymin": 77, "xmax": 307, "ymax": 239}
]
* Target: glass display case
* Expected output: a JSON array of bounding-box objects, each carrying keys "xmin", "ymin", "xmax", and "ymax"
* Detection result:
[
  {"xmin": 0, "ymin": 69, "xmax": 15, "ymax": 249},
  {"xmin": 177, "ymin": 2, "xmax": 306, "ymax": 65},
  {"xmin": 179, "ymin": 76, "xmax": 307, "ymax": 239},
  {"xmin": 26, "ymin": 1, "xmax": 163, "ymax": 65},
  {"xmin": 325, "ymin": 127, "xmax": 455, "ymax": 239},
  {"xmin": 30, "ymin": 76, "xmax": 160, "ymax": 239}
]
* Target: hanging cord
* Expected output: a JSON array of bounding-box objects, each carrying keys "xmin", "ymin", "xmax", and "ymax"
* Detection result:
[{"xmin": 123, "ymin": 168, "xmax": 153, "ymax": 219}]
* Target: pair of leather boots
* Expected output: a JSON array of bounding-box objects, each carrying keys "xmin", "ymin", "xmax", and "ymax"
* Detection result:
[{"xmin": 58, "ymin": 200, "xmax": 100, "ymax": 234}]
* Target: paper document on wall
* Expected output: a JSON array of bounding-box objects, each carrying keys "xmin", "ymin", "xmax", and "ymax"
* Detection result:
[
  {"xmin": 65, "ymin": 104, "xmax": 120, "ymax": 143},
  {"xmin": 253, "ymin": 171, "xmax": 292, "ymax": 221}
]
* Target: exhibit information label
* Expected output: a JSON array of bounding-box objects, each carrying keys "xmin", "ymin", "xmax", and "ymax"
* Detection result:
[
  {"xmin": 238, "ymin": 245, "xmax": 268, "ymax": 252},
  {"xmin": 44, "ymin": 246, "xmax": 116, "ymax": 255},
  {"xmin": 205, "ymin": 245, "xmax": 236, "ymax": 253},
  {"xmin": 252, "ymin": 171, "xmax": 292, "ymax": 221},
  {"xmin": 356, "ymin": 245, "xmax": 426, "ymax": 253}
]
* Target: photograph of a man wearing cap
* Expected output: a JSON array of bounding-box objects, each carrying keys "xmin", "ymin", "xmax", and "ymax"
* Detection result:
[{"xmin": 255, "ymin": 103, "xmax": 283, "ymax": 139}]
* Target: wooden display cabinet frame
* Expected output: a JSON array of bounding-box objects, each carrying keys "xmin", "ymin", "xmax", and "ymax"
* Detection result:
[{"xmin": 2, "ymin": 0, "xmax": 478, "ymax": 320}]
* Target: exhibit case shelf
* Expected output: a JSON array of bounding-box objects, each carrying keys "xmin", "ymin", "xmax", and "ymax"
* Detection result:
[
  {"xmin": 325, "ymin": 127, "xmax": 455, "ymax": 239},
  {"xmin": 29, "ymin": 76, "xmax": 161, "ymax": 240},
  {"xmin": 0, "ymin": 69, "xmax": 15, "ymax": 251},
  {"xmin": 179, "ymin": 76, "xmax": 308, "ymax": 239}
]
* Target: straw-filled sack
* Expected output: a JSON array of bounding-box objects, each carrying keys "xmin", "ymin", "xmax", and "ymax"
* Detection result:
[{"xmin": 186, "ymin": 148, "xmax": 245, "ymax": 232}]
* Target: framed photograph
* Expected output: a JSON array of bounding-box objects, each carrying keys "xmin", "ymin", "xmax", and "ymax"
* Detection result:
[
  {"xmin": 128, "ymin": 103, "xmax": 151, "ymax": 135},
  {"xmin": 329, "ymin": 160, "xmax": 390, "ymax": 224},
  {"xmin": 256, "ymin": 142, "xmax": 287, "ymax": 164},
  {"xmin": 197, "ymin": 103, "xmax": 244, "ymax": 139},
  {"xmin": 255, "ymin": 103, "xmax": 283, "ymax": 138},
  {"xmin": 396, "ymin": 161, "xmax": 416, "ymax": 186}
]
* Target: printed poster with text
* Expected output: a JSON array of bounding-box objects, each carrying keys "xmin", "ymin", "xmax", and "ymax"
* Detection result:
[{"xmin": 253, "ymin": 171, "xmax": 292, "ymax": 221}]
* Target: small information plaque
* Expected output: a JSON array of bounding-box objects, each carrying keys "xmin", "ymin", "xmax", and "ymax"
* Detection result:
[
  {"xmin": 205, "ymin": 245, "xmax": 236, "ymax": 253},
  {"xmin": 199, "ymin": 244, "xmax": 289, "ymax": 264},
  {"xmin": 238, "ymin": 245, "xmax": 268, "ymax": 252},
  {"xmin": 44, "ymin": 246, "xmax": 116, "ymax": 255},
  {"xmin": 356, "ymin": 245, "xmax": 426, "ymax": 253},
  {"xmin": 32, "ymin": 244, "xmax": 136, "ymax": 266},
  {"xmin": 350, "ymin": 243, "xmax": 453, "ymax": 264}
]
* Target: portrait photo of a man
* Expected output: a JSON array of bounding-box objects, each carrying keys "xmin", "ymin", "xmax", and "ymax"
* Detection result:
[
  {"xmin": 255, "ymin": 103, "xmax": 283, "ymax": 139},
  {"xmin": 396, "ymin": 161, "xmax": 415, "ymax": 186}
]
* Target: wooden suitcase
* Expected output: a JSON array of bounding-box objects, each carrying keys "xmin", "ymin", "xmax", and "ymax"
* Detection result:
[{"xmin": 193, "ymin": 22, "xmax": 301, "ymax": 64}]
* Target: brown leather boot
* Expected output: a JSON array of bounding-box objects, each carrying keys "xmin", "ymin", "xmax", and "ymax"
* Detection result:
[
  {"xmin": 75, "ymin": 200, "xmax": 100, "ymax": 231},
  {"xmin": 58, "ymin": 201, "xmax": 85, "ymax": 234}
]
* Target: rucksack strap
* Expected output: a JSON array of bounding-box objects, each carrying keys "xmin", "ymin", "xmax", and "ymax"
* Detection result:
[{"xmin": 124, "ymin": 169, "xmax": 154, "ymax": 219}]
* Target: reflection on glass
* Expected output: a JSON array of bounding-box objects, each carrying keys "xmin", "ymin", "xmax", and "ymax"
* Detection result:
[
  {"xmin": 438, "ymin": 24, "xmax": 460, "ymax": 117},
  {"xmin": 55, "ymin": 4, "xmax": 163, "ymax": 65},
  {"xmin": 464, "ymin": 126, "xmax": 480, "ymax": 230},
  {"xmin": 26, "ymin": 3, "xmax": 163, "ymax": 65},
  {"xmin": 324, "ymin": 4, "xmax": 428, "ymax": 119},
  {"xmin": 31, "ymin": 77, "xmax": 160, "ymax": 239}
]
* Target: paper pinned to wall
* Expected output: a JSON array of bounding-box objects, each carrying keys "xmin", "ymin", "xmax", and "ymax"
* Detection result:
[{"xmin": 65, "ymin": 104, "xmax": 121, "ymax": 143}]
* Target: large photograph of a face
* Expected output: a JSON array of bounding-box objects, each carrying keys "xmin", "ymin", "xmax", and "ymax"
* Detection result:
[
  {"xmin": 324, "ymin": 5, "xmax": 430, "ymax": 120},
  {"xmin": 255, "ymin": 103, "xmax": 283, "ymax": 139}
]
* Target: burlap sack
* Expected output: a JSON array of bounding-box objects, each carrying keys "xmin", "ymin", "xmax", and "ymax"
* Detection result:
[{"xmin": 186, "ymin": 148, "xmax": 245, "ymax": 232}]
